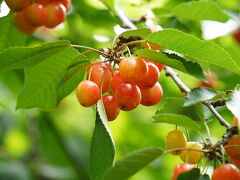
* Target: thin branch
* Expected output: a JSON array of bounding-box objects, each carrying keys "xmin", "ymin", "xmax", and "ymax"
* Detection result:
[{"xmin": 71, "ymin": 45, "xmax": 108, "ymax": 55}]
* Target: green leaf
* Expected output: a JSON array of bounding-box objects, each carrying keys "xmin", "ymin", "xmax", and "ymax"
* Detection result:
[
  {"xmin": 152, "ymin": 8, "xmax": 173, "ymax": 18},
  {"xmin": 0, "ymin": 41, "xmax": 71, "ymax": 71},
  {"xmin": 147, "ymin": 29, "xmax": 240, "ymax": 75},
  {"xmin": 99, "ymin": 0, "xmax": 117, "ymax": 16},
  {"xmin": 184, "ymin": 87, "xmax": 217, "ymax": 107},
  {"xmin": 103, "ymin": 148, "xmax": 163, "ymax": 180},
  {"xmin": 117, "ymin": 28, "xmax": 151, "ymax": 40},
  {"xmin": 90, "ymin": 101, "xmax": 115, "ymax": 180},
  {"xmin": 0, "ymin": 13, "xmax": 28, "ymax": 50},
  {"xmin": 173, "ymin": 1, "xmax": 230, "ymax": 22},
  {"xmin": 136, "ymin": 49, "xmax": 205, "ymax": 81},
  {"xmin": 177, "ymin": 168, "xmax": 210, "ymax": 180},
  {"xmin": 156, "ymin": 97, "xmax": 204, "ymax": 122},
  {"xmin": 16, "ymin": 46, "xmax": 79, "ymax": 109},
  {"xmin": 57, "ymin": 56, "xmax": 90, "ymax": 101},
  {"xmin": 226, "ymin": 85, "xmax": 240, "ymax": 121},
  {"xmin": 154, "ymin": 114, "xmax": 201, "ymax": 131}
]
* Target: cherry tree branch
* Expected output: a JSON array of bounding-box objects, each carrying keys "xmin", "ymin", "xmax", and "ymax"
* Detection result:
[{"xmin": 115, "ymin": 8, "xmax": 231, "ymax": 130}]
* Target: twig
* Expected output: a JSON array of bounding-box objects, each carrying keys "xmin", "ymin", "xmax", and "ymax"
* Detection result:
[{"xmin": 71, "ymin": 45, "xmax": 108, "ymax": 56}]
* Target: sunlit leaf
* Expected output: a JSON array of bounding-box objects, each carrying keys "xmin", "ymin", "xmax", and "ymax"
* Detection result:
[
  {"xmin": 173, "ymin": 1, "xmax": 230, "ymax": 22},
  {"xmin": 226, "ymin": 85, "xmax": 240, "ymax": 121},
  {"xmin": 147, "ymin": 29, "xmax": 240, "ymax": 75}
]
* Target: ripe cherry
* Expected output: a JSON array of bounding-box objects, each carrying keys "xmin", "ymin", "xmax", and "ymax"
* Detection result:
[
  {"xmin": 231, "ymin": 158, "xmax": 240, "ymax": 168},
  {"xmin": 119, "ymin": 57, "xmax": 148, "ymax": 83},
  {"xmin": 166, "ymin": 130, "xmax": 187, "ymax": 155},
  {"xmin": 23, "ymin": 3, "xmax": 47, "ymax": 27},
  {"xmin": 44, "ymin": 3, "xmax": 66, "ymax": 28},
  {"xmin": 88, "ymin": 64, "xmax": 112, "ymax": 94},
  {"xmin": 144, "ymin": 59, "xmax": 164, "ymax": 71},
  {"xmin": 102, "ymin": 95, "xmax": 120, "ymax": 121},
  {"xmin": 212, "ymin": 164, "xmax": 240, "ymax": 180},
  {"xmin": 110, "ymin": 71, "xmax": 124, "ymax": 95},
  {"xmin": 137, "ymin": 62, "xmax": 159, "ymax": 89},
  {"xmin": 76, "ymin": 80, "xmax": 100, "ymax": 107},
  {"xmin": 58, "ymin": 0, "xmax": 71, "ymax": 11},
  {"xmin": 233, "ymin": 28, "xmax": 240, "ymax": 44},
  {"xmin": 171, "ymin": 163, "xmax": 195, "ymax": 180},
  {"xmin": 5, "ymin": 0, "xmax": 31, "ymax": 12},
  {"xmin": 140, "ymin": 82, "xmax": 163, "ymax": 106},
  {"xmin": 225, "ymin": 135, "xmax": 240, "ymax": 161},
  {"xmin": 114, "ymin": 82, "xmax": 141, "ymax": 111},
  {"xmin": 180, "ymin": 142, "xmax": 203, "ymax": 164},
  {"xmin": 233, "ymin": 117, "xmax": 239, "ymax": 127},
  {"xmin": 13, "ymin": 12, "xmax": 36, "ymax": 34}
]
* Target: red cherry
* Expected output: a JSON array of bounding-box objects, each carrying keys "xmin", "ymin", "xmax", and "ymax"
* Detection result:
[
  {"xmin": 137, "ymin": 62, "xmax": 159, "ymax": 89},
  {"xmin": 144, "ymin": 59, "xmax": 164, "ymax": 71},
  {"xmin": 88, "ymin": 64, "xmax": 112, "ymax": 94},
  {"xmin": 58, "ymin": 0, "xmax": 71, "ymax": 11},
  {"xmin": 114, "ymin": 82, "xmax": 141, "ymax": 111},
  {"xmin": 231, "ymin": 158, "xmax": 240, "ymax": 168},
  {"xmin": 76, "ymin": 80, "xmax": 100, "ymax": 107},
  {"xmin": 172, "ymin": 163, "xmax": 195, "ymax": 180},
  {"xmin": 5, "ymin": 0, "xmax": 31, "ymax": 12},
  {"xmin": 44, "ymin": 3, "xmax": 66, "ymax": 28},
  {"xmin": 110, "ymin": 71, "xmax": 124, "ymax": 94},
  {"xmin": 23, "ymin": 3, "xmax": 47, "ymax": 27},
  {"xmin": 13, "ymin": 12, "xmax": 36, "ymax": 34},
  {"xmin": 212, "ymin": 164, "xmax": 240, "ymax": 180},
  {"xmin": 140, "ymin": 82, "xmax": 163, "ymax": 106},
  {"xmin": 233, "ymin": 28, "xmax": 240, "ymax": 44},
  {"xmin": 102, "ymin": 95, "xmax": 120, "ymax": 121},
  {"xmin": 119, "ymin": 57, "xmax": 148, "ymax": 83}
]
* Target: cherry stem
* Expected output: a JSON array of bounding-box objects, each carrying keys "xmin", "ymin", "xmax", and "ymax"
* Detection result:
[
  {"xmin": 163, "ymin": 147, "xmax": 209, "ymax": 155},
  {"xmin": 116, "ymin": 40, "xmax": 145, "ymax": 52},
  {"xmin": 71, "ymin": 45, "xmax": 108, "ymax": 56}
]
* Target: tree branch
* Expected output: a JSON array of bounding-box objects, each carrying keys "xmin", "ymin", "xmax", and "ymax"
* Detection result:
[{"xmin": 115, "ymin": 8, "xmax": 231, "ymax": 130}]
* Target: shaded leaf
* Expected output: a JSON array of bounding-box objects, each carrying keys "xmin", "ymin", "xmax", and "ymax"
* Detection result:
[
  {"xmin": 17, "ymin": 46, "xmax": 79, "ymax": 109},
  {"xmin": 153, "ymin": 114, "xmax": 201, "ymax": 131},
  {"xmin": 136, "ymin": 49, "xmax": 205, "ymax": 81},
  {"xmin": 0, "ymin": 41, "xmax": 71, "ymax": 71},
  {"xmin": 104, "ymin": 148, "xmax": 162, "ymax": 180},
  {"xmin": 147, "ymin": 29, "xmax": 240, "ymax": 75},
  {"xmin": 156, "ymin": 97, "xmax": 204, "ymax": 122},
  {"xmin": 173, "ymin": 1, "xmax": 230, "ymax": 22},
  {"xmin": 90, "ymin": 101, "xmax": 115, "ymax": 180},
  {"xmin": 226, "ymin": 85, "xmax": 240, "ymax": 121},
  {"xmin": 184, "ymin": 87, "xmax": 217, "ymax": 107}
]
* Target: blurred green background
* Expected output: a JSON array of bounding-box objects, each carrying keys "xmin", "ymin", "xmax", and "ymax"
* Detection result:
[{"xmin": 0, "ymin": 0, "xmax": 240, "ymax": 179}]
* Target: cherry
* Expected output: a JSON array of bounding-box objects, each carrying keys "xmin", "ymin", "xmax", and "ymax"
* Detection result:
[
  {"xmin": 212, "ymin": 164, "xmax": 240, "ymax": 180},
  {"xmin": 233, "ymin": 117, "xmax": 239, "ymax": 127},
  {"xmin": 110, "ymin": 71, "xmax": 124, "ymax": 95},
  {"xmin": 58, "ymin": 0, "xmax": 71, "ymax": 11},
  {"xmin": 114, "ymin": 82, "xmax": 141, "ymax": 111},
  {"xmin": 88, "ymin": 63, "xmax": 112, "ymax": 94},
  {"xmin": 44, "ymin": 3, "xmax": 66, "ymax": 28},
  {"xmin": 166, "ymin": 130, "xmax": 187, "ymax": 155},
  {"xmin": 233, "ymin": 28, "xmax": 240, "ymax": 44},
  {"xmin": 144, "ymin": 59, "xmax": 164, "ymax": 71},
  {"xmin": 225, "ymin": 135, "xmax": 240, "ymax": 161},
  {"xmin": 137, "ymin": 62, "xmax": 159, "ymax": 89},
  {"xmin": 180, "ymin": 142, "xmax": 203, "ymax": 164},
  {"xmin": 119, "ymin": 57, "xmax": 148, "ymax": 83},
  {"xmin": 140, "ymin": 82, "xmax": 163, "ymax": 106},
  {"xmin": 231, "ymin": 158, "xmax": 240, "ymax": 168},
  {"xmin": 23, "ymin": 3, "xmax": 47, "ymax": 27},
  {"xmin": 5, "ymin": 0, "xmax": 31, "ymax": 12},
  {"xmin": 102, "ymin": 95, "xmax": 120, "ymax": 121},
  {"xmin": 171, "ymin": 163, "xmax": 195, "ymax": 180},
  {"xmin": 13, "ymin": 12, "xmax": 36, "ymax": 34},
  {"xmin": 76, "ymin": 80, "xmax": 100, "ymax": 107}
]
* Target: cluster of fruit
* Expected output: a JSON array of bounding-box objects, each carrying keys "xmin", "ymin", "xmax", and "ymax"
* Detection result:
[
  {"xmin": 5, "ymin": 0, "xmax": 71, "ymax": 34},
  {"xmin": 166, "ymin": 129, "xmax": 203, "ymax": 164},
  {"xmin": 76, "ymin": 57, "xmax": 164, "ymax": 121},
  {"xmin": 172, "ymin": 163, "xmax": 240, "ymax": 180}
]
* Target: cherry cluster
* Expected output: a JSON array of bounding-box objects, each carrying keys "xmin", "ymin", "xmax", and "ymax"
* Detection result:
[
  {"xmin": 5, "ymin": 0, "xmax": 71, "ymax": 34},
  {"xmin": 76, "ymin": 57, "xmax": 164, "ymax": 121}
]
